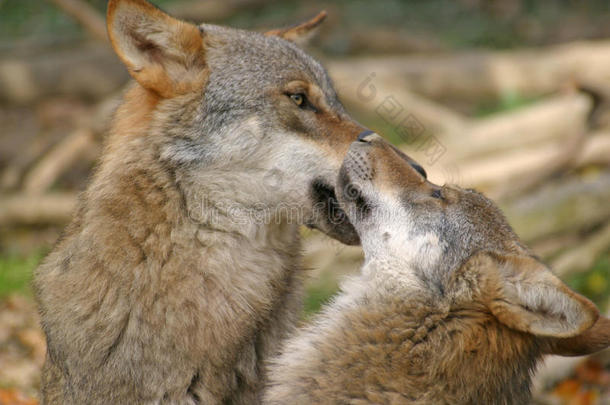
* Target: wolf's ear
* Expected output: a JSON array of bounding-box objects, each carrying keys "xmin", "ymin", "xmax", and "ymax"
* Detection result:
[
  {"xmin": 107, "ymin": 0, "xmax": 207, "ymax": 98},
  {"xmin": 265, "ymin": 11, "xmax": 327, "ymax": 46},
  {"xmin": 545, "ymin": 315, "xmax": 610, "ymax": 356},
  {"xmin": 473, "ymin": 252, "xmax": 599, "ymax": 338}
]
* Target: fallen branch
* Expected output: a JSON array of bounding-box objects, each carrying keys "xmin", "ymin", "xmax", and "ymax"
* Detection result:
[
  {"xmin": 332, "ymin": 73, "xmax": 468, "ymax": 136},
  {"xmin": 492, "ymin": 129, "xmax": 587, "ymax": 201},
  {"xmin": 0, "ymin": 193, "xmax": 77, "ymax": 225},
  {"xmin": 459, "ymin": 92, "xmax": 591, "ymax": 161},
  {"xmin": 22, "ymin": 128, "xmax": 95, "ymax": 194},
  {"xmin": 328, "ymin": 40, "xmax": 610, "ymax": 103},
  {"xmin": 530, "ymin": 234, "xmax": 581, "ymax": 261},
  {"xmin": 339, "ymin": 76, "xmax": 591, "ymax": 174},
  {"xmin": 0, "ymin": 46, "xmax": 127, "ymax": 104},
  {"xmin": 551, "ymin": 222, "xmax": 610, "ymax": 278},
  {"xmin": 0, "ymin": 128, "xmax": 59, "ymax": 191},
  {"xmin": 575, "ymin": 131, "xmax": 610, "ymax": 167},
  {"xmin": 501, "ymin": 172, "xmax": 610, "ymax": 243},
  {"xmin": 46, "ymin": 0, "xmax": 108, "ymax": 42},
  {"xmin": 422, "ymin": 139, "xmax": 568, "ymax": 193}
]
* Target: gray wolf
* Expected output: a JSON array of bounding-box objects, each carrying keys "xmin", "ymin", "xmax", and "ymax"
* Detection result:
[
  {"xmin": 34, "ymin": 0, "xmax": 365, "ymax": 403},
  {"xmin": 265, "ymin": 133, "xmax": 610, "ymax": 404}
]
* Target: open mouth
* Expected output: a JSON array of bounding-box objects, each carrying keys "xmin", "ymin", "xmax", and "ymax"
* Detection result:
[
  {"xmin": 307, "ymin": 178, "xmax": 360, "ymax": 245},
  {"xmin": 310, "ymin": 179, "xmax": 349, "ymax": 227}
]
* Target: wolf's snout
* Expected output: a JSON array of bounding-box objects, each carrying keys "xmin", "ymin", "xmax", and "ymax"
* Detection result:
[{"xmin": 342, "ymin": 148, "xmax": 374, "ymax": 183}]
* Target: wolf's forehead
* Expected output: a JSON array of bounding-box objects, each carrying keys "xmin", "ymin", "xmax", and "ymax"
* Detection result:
[{"xmin": 203, "ymin": 24, "xmax": 333, "ymax": 91}]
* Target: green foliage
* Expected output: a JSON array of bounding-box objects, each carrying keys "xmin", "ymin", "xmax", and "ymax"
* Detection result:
[
  {"xmin": 0, "ymin": 252, "xmax": 43, "ymax": 298},
  {"xmin": 0, "ymin": 0, "xmax": 80, "ymax": 42},
  {"xmin": 567, "ymin": 252, "xmax": 610, "ymax": 312},
  {"xmin": 303, "ymin": 273, "xmax": 340, "ymax": 317},
  {"xmin": 474, "ymin": 91, "xmax": 542, "ymax": 117},
  {"xmin": 3, "ymin": 0, "xmax": 610, "ymax": 53}
]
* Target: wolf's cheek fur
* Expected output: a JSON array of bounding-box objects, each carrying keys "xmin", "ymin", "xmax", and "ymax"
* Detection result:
[
  {"xmin": 164, "ymin": 116, "xmax": 349, "ymax": 225},
  {"xmin": 154, "ymin": 92, "xmax": 360, "ymax": 242}
]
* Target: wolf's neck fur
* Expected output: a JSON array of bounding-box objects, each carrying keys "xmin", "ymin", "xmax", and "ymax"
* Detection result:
[
  {"xmin": 53, "ymin": 84, "xmax": 304, "ymax": 400},
  {"xmin": 359, "ymin": 227, "xmax": 449, "ymax": 297},
  {"xmin": 271, "ymin": 274, "xmax": 542, "ymax": 404}
]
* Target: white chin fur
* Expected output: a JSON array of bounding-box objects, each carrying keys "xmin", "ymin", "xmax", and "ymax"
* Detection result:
[{"xmin": 355, "ymin": 195, "xmax": 445, "ymax": 295}]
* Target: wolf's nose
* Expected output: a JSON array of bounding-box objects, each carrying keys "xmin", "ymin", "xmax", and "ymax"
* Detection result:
[{"xmin": 357, "ymin": 130, "xmax": 375, "ymax": 142}]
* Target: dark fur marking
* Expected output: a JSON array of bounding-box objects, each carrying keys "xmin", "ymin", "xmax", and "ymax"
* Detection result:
[
  {"xmin": 102, "ymin": 311, "xmax": 130, "ymax": 366},
  {"xmin": 187, "ymin": 372, "xmax": 201, "ymax": 404}
]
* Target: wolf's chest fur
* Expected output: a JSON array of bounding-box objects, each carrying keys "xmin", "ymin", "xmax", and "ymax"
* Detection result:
[
  {"xmin": 34, "ymin": 89, "xmax": 305, "ymax": 404},
  {"xmin": 265, "ymin": 280, "xmax": 538, "ymax": 405}
]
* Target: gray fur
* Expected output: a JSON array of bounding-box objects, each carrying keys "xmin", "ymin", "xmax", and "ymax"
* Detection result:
[{"xmin": 35, "ymin": 1, "xmax": 362, "ymax": 403}]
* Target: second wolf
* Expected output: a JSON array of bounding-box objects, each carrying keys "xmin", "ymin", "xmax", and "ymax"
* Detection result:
[{"xmin": 265, "ymin": 134, "xmax": 610, "ymax": 404}]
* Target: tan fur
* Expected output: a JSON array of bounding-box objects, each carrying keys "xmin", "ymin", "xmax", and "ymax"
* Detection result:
[
  {"xmin": 36, "ymin": 0, "xmax": 363, "ymax": 403},
  {"xmin": 265, "ymin": 137, "xmax": 610, "ymax": 405},
  {"xmin": 107, "ymin": 0, "xmax": 207, "ymax": 98},
  {"xmin": 265, "ymin": 11, "xmax": 327, "ymax": 45},
  {"xmin": 550, "ymin": 316, "xmax": 610, "ymax": 356}
]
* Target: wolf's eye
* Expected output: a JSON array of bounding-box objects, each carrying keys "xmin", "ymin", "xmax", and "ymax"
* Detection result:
[{"xmin": 289, "ymin": 93, "xmax": 306, "ymax": 107}]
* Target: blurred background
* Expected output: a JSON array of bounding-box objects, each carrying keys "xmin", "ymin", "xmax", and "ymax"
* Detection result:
[{"xmin": 1, "ymin": 0, "xmax": 609, "ymax": 403}]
